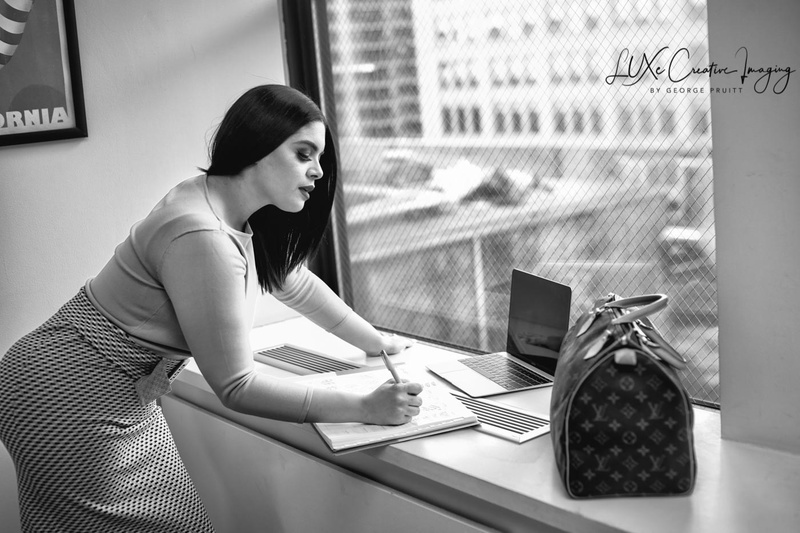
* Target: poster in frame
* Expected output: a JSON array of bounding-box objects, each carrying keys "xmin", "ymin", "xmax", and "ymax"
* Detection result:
[{"xmin": 0, "ymin": 0, "xmax": 86, "ymax": 147}]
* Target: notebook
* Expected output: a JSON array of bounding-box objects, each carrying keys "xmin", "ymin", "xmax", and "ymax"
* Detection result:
[
  {"xmin": 299, "ymin": 365, "xmax": 479, "ymax": 454},
  {"xmin": 427, "ymin": 269, "xmax": 572, "ymax": 398}
]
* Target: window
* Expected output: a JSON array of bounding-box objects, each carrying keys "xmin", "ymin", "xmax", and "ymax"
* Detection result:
[
  {"xmin": 511, "ymin": 112, "xmax": 523, "ymax": 133},
  {"xmin": 471, "ymin": 107, "xmax": 482, "ymax": 134},
  {"xmin": 522, "ymin": 21, "xmax": 535, "ymax": 37},
  {"xmin": 660, "ymin": 105, "xmax": 677, "ymax": 136},
  {"xmin": 638, "ymin": 105, "xmax": 654, "ymax": 136},
  {"xmin": 320, "ymin": 0, "xmax": 718, "ymax": 406},
  {"xmin": 494, "ymin": 110, "xmax": 506, "ymax": 134},
  {"xmin": 573, "ymin": 110, "xmax": 584, "ymax": 134},
  {"xmin": 529, "ymin": 110, "xmax": 540, "ymax": 133},
  {"xmin": 456, "ymin": 107, "xmax": 467, "ymax": 134},
  {"xmin": 619, "ymin": 105, "xmax": 634, "ymax": 136},
  {"xmin": 441, "ymin": 107, "xmax": 452, "ymax": 134},
  {"xmin": 555, "ymin": 110, "xmax": 567, "ymax": 134},
  {"xmin": 590, "ymin": 108, "xmax": 603, "ymax": 133}
]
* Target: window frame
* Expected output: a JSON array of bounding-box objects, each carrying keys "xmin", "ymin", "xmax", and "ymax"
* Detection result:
[
  {"xmin": 283, "ymin": 0, "xmax": 721, "ymax": 388},
  {"xmin": 281, "ymin": 0, "xmax": 800, "ymax": 455},
  {"xmin": 281, "ymin": 0, "xmax": 353, "ymax": 304}
]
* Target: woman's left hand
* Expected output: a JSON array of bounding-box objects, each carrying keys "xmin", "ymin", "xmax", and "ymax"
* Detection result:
[{"xmin": 370, "ymin": 333, "xmax": 415, "ymax": 356}]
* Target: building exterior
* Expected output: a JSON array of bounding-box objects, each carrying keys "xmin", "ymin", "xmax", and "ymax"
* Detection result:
[
  {"xmin": 328, "ymin": 0, "xmax": 421, "ymax": 138},
  {"xmin": 326, "ymin": 0, "xmax": 718, "ymax": 405},
  {"xmin": 411, "ymin": 0, "xmax": 710, "ymax": 145}
]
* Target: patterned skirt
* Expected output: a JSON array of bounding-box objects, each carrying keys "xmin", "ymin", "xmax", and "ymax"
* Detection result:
[{"xmin": 0, "ymin": 288, "xmax": 214, "ymax": 532}]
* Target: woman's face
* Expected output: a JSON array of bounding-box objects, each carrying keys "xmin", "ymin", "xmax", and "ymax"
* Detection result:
[{"xmin": 251, "ymin": 121, "xmax": 326, "ymax": 213}]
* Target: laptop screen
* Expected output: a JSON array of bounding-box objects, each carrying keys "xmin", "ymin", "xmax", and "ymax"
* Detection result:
[{"xmin": 505, "ymin": 269, "xmax": 572, "ymax": 376}]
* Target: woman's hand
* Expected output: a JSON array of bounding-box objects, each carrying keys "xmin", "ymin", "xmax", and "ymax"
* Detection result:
[
  {"xmin": 368, "ymin": 332, "xmax": 416, "ymax": 357},
  {"xmin": 361, "ymin": 380, "xmax": 424, "ymax": 425}
]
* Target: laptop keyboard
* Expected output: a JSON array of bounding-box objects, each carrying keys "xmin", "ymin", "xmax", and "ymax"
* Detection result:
[{"xmin": 461, "ymin": 354, "xmax": 553, "ymax": 391}]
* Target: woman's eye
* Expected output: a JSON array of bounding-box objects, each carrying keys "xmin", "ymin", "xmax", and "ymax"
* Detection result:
[{"xmin": 297, "ymin": 151, "xmax": 312, "ymax": 161}]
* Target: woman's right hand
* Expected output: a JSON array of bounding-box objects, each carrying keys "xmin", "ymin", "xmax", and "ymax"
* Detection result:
[{"xmin": 362, "ymin": 380, "xmax": 424, "ymax": 425}]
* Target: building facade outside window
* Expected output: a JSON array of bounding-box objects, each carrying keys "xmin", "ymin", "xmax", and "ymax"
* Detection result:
[{"xmin": 324, "ymin": 0, "xmax": 718, "ymax": 406}]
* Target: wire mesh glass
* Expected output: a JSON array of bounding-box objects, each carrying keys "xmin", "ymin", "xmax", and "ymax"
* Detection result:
[{"xmin": 324, "ymin": 0, "xmax": 718, "ymax": 406}]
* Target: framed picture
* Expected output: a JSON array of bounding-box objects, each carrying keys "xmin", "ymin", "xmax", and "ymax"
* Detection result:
[{"xmin": 0, "ymin": 0, "xmax": 86, "ymax": 146}]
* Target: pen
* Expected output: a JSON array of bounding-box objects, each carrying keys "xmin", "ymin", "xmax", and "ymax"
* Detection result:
[{"xmin": 380, "ymin": 350, "xmax": 402, "ymax": 384}]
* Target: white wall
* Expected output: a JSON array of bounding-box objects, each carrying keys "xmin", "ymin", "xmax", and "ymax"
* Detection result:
[
  {"xmin": 707, "ymin": 0, "xmax": 800, "ymax": 453},
  {"xmin": 0, "ymin": 1, "xmax": 289, "ymax": 530}
]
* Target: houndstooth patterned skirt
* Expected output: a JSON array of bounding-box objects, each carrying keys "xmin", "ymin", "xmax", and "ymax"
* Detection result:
[{"xmin": 0, "ymin": 288, "xmax": 215, "ymax": 532}]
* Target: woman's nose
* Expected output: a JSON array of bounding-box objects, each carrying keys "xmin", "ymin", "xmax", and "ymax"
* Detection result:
[{"xmin": 309, "ymin": 161, "xmax": 323, "ymax": 180}]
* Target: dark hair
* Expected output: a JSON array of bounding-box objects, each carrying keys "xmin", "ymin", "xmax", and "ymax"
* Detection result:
[{"xmin": 203, "ymin": 85, "xmax": 338, "ymax": 292}]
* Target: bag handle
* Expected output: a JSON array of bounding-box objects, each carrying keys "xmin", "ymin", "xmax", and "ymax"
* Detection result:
[{"xmin": 607, "ymin": 294, "xmax": 668, "ymax": 325}]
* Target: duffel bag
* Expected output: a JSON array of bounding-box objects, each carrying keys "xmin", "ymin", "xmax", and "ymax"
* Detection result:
[{"xmin": 550, "ymin": 293, "xmax": 696, "ymax": 498}]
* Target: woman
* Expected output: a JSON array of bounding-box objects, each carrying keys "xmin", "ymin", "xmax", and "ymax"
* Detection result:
[{"xmin": 0, "ymin": 85, "xmax": 422, "ymax": 532}]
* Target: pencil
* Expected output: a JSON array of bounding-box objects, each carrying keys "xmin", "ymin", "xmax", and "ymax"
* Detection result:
[{"xmin": 380, "ymin": 350, "xmax": 402, "ymax": 384}]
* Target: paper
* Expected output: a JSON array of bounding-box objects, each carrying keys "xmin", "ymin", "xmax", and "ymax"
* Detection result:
[{"xmin": 305, "ymin": 365, "xmax": 478, "ymax": 453}]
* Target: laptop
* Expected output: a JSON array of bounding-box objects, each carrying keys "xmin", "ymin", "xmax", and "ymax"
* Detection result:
[{"xmin": 427, "ymin": 269, "xmax": 572, "ymax": 397}]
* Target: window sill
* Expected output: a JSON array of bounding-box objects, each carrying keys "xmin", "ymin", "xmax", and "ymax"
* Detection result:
[{"xmin": 172, "ymin": 316, "xmax": 800, "ymax": 533}]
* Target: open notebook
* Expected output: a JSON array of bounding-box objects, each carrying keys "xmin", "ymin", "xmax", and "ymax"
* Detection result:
[{"xmin": 299, "ymin": 365, "xmax": 479, "ymax": 454}]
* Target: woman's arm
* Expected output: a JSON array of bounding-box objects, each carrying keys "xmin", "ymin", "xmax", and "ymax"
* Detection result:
[
  {"xmin": 160, "ymin": 231, "xmax": 421, "ymax": 423},
  {"xmin": 274, "ymin": 266, "xmax": 415, "ymax": 356}
]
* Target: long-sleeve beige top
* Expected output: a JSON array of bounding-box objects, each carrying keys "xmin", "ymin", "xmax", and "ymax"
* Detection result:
[{"xmin": 86, "ymin": 174, "xmax": 354, "ymax": 421}]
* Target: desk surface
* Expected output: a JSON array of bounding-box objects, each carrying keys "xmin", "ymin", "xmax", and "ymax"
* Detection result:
[{"xmin": 171, "ymin": 316, "xmax": 800, "ymax": 533}]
